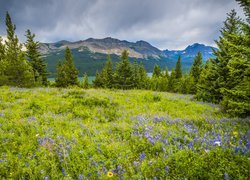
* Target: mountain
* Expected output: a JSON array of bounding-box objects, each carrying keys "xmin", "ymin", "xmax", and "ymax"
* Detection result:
[
  {"xmin": 39, "ymin": 37, "xmax": 217, "ymax": 77},
  {"xmin": 163, "ymin": 43, "xmax": 216, "ymax": 61}
]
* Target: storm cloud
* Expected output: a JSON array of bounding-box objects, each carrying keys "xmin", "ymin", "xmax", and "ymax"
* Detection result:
[{"xmin": 0, "ymin": 0, "xmax": 245, "ymax": 49}]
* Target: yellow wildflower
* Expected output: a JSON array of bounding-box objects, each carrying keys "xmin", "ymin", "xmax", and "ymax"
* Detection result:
[{"xmin": 107, "ymin": 171, "xmax": 113, "ymax": 177}]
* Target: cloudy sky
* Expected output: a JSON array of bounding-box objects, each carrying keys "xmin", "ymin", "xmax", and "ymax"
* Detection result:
[{"xmin": 0, "ymin": 0, "xmax": 245, "ymax": 50}]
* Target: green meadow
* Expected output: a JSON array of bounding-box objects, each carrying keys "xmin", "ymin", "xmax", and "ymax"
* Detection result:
[{"xmin": 0, "ymin": 87, "xmax": 249, "ymax": 179}]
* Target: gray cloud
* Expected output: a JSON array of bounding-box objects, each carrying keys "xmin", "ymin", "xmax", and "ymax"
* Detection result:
[{"xmin": 0, "ymin": 0, "xmax": 245, "ymax": 49}]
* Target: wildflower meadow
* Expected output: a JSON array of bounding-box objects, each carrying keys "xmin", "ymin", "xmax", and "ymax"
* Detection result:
[{"xmin": 0, "ymin": 87, "xmax": 249, "ymax": 179}]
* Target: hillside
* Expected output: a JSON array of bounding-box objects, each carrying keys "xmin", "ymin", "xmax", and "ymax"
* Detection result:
[{"xmin": 39, "ymin": 38, "xmax": 217, "ymax": 77}]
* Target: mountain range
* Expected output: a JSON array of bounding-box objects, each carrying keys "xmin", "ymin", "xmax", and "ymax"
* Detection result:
[{"xmin": 39, "ymin": 37, "xmax": 217, "ymax": 77}]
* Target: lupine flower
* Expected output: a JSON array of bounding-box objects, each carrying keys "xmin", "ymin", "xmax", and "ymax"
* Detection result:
[
  {"xmin": 44, "ymin": 176, "xmax": 49, "ymax": 180},
  {"xmin": 165, "ymin": 166, "xmax": 169, "ymax": 174},
  {"xmin": 224, "ymin": 172, "xmax": 229, "ymax": 180},
  {"xmin": 139, "ymin": 152, "xmax": 146, "ymax": 161},
  {"xmin": 78, "ymin": 174, "xmax": 84, "ymax": 180},
  {"xmin": 62, "ymin": 168, "xmax": 67, "ymax": 176}
]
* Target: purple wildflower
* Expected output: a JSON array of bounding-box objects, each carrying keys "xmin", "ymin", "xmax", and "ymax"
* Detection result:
[
  {"xmin": 78, "ymin": 174, "xmax": 84, "ymax": 180},
  {"xmin": 224, "ymin": 173, "xmax": 229, "ymax": 180},
  {"xmin": 139, "ymin": 152, "xmax": 146, "ymax": 161}
]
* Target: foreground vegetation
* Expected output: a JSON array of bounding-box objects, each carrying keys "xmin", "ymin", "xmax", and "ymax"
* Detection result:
[{"xmin": 0, "ymin": 87, "xmax": 249, "ymax": 179}]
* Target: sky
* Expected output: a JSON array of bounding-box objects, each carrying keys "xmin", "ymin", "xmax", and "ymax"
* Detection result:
[{"xmin": 0, "ymin": 0, "xmax": 245, "ymax": 50}]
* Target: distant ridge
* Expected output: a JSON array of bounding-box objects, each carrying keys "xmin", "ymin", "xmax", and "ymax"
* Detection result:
[{"xmin": 38, "ymin": 37, "xmax": 217, "ymax": 76}]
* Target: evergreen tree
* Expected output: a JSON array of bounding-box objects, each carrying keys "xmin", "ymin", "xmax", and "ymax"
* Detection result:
[
  {"xmin": 164, "ymin": 67, "xmax": 170, "ymax": 79},
  {"xmin": 175, "ymin": 56, "xmax": 182, "ymax": 79},
  {"xmin": 190, "ymin": 52, "xmax": 203, "ymax": 83},
  {"xmin": 168, "ymin": 69, "xmax": 176, "ymax": 92},
  {"xmin": 0, "ymin": 36, "xmax": 6, "ymax": 83},
  {"xmin": 189, "ymin": 52, "xmax": 203, "ymax": 93},
  {"xmin": 55, "ymin": 47, "xmax": 79, "ymax": 87},
  {"xmin": 101, "ymin": 54, "xmax": 113, "ymax": 88},
  {"xmin": 196, "ymin": 59, "xmax": 221, "ymax": 103},
  {"xmin": 138, "ymin": 62, "xmax": 148, "ymax": 89},
  {"xmin": 114, "ymin": 50, "xmax": 133, "ymax": 89},
  {"xmin": 220, "ymin": 3, "xmax": 250, "ymax": 117},
  {"xmin": 196, "ymin": 10, "xmax": 242, "ymax": 103},
  {"xmin": 25, "ymin": 29, "xmax": 48, "ymax": 86},
  {"xmin": 82, "ymin": 73, "xmax": 89, "ymax": 89},
  {"xmin": 132, "ymin": 60, "xmax": 140, "ymax": 88},
  {"xmin": 0, "ymin": 12, "xmax": 35, "ymax": 87},
  {"xmin": 93, "ymin": 71, "xmax": 103, "ymax": 88},
  {"xmin": 152, "ymin": 64, "xmax": 162, "ymax": 77},
  {"xmin": 0, "ymin": 36, "xmax": 5, "ymax": 61},
  {"xmin": 236, "ymin": 0, "xmax": 250, "ymax": 22}
]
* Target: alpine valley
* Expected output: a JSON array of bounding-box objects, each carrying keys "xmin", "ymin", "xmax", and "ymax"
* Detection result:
[{"xmin": 39, "ymin": 37, "xmax": 217, "ymax": 77}]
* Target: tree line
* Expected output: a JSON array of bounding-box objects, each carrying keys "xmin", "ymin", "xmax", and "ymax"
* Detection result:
[{"xmin": 0, "ymin": 0, "xmax": 249, "ymax": 117}]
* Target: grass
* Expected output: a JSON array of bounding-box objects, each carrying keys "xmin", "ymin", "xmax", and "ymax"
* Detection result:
[{"xmin": 0, "ymin": 87, "xmax": 249, "ymax": 179}]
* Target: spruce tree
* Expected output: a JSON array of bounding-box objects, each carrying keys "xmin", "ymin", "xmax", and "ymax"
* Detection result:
[
  {"xmin": 114, "ymin": 50, "xmax": 133, "ymax": 89},
  {"xmin": 138, "ymin": 62, "xmax": 148, "ymax": 89},
  {"xmin": 175, "ymin": 56, "xmax": 182, "ymax": 79},
  {"xmin": 220, "ymin": 2, "xmax": 250, "ymax": 117},
  {"xmin": 168, "ymin": 69, "xmax": 176, "ymax": 92},
  {"xmin": 152, "ymin": 64, "xmax": 162, "ymax": 77},
  {"xmin": 189, "ymin": 52, "xmax": 203, "ymax": 93},
  {"xmin": 164, "ymin": 67, "xmax": 170, "ymax": 79},
  {"xmin": 0, "ymin": 36, "xmax": 5, "ymax": 61},
  {"xmin": 196, "ymin": 59, "xmax": 221, "ymax": 103},
  {"xmin": 55, "ymin": 47, "xmax": 79, "ymax": 87},
  {"xmin": 132, "ymin": 60, "xmax": 140, "ymax": 88},
  {"xmin": 101, "ymin": 54, "xmax": 113, "ymax": 88},
  {"xmin": 1, "ymin": 12, "xmax": 35, "ymax": 87},
  {"xmin": 196, "ymin": 10, "xmax": 242, "ymax": 103},
  {"xmin": 25, "ymin": 29, "xmax": 48, "ymax": 86},
  {"xmin": 190, "ymin": 52, "xmax": 203, "ymax": 83},
  {"xmin": 93, "ymin": 71, "xmax": 103, "ymax": 88},
  {"xmin": 82, "ymin": 73, "xmax": 89, "ymax": 89},
  {"xmin": 0, "ymin": 36, "xmax": 6, "ymax": 83}
]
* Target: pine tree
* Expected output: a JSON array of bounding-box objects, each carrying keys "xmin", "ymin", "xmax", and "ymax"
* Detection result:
[
  {"xmin": 0, "ymin": 36, "xmax": 6, "ymax": 83},
  {"xmin": 236, "ymin": 0, "xmax": 250, "ymax": 22},
  {"xmin": 101, "ymin": 54, "xmax": 113, "ymax": 88},
  {"xmin": 189, "ymin": 52, "xmax": 203, "ymax": 93},
  {"xmin": 55, "ymin": 47, "xmax": 79, "ymax": 87},
  {"xmin": 152, "ymin": 64, "xmax": 162, "ymax": 77},
  {"xmin": 164, "ymin": 67, "xmax": 170, "ymax": 79},
  {"xmin": 93, "ymin": 71, "xmax": 103, "ymax": 88},
  {"xmin": 190, "ymin": 52, "xmax": 203, "ymax": 83},
  {"xmin": 1, "ymin": 12, "xmax": 35, "ymax": 87},
  {"xmin": 114, "ymin": 50, "xmax": 133, "ymax": 89},
  {"xmin": 168, "ymin": 69, "xmax": 176, "ymax": 92},
  {"xmin": 196, "ymin": 10, "xmax": 242, "ymax": 103},
  {"xmin": 196, "ymin": 59, "xmax": 221, "ymax": 103},
  {"xmin": 132, "ymin": 60, "xmax": 140, "ymax": 88},
  {"xmin": 220, "ymin": 2, "xmax": 250, "ymax": 117},
  {"xmin": 175, "ymin": 56, "xmax": 182, "ymax": 79},
  {"xmin": 82, "ymin": 73, "xmax": 89, "ymax": 89},
  {"xmin": 25, "ymin": 29, "xmax": 48, "ymax": 86},
  {"xmin": 138, "ymin": 62, "xmax": 148, "ymax": 89},
  {"xmin": 0, "ymin": 36, "xmax": 5, "ymax": 61}
]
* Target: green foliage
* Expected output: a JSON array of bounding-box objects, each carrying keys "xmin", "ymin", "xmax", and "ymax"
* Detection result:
[
  {"xmin": 196, "ymin": 6, "xmax": 250, "ymax": 117},
  {"xmin": 152, "ymin": 64, "xmax": 162, "ymax": 78},
  {"xmin": 0, "ymin": 87, "xmax": 249, "ymax": 179},
  {"xmin": 25, "ymin": 29, "xmax": 48, "ymax": 86},
  {"xmin": 175, "ymin": 56, "xmax": 182, "ymax": 79},
  {"xmin": 114, "ymin": 50, "xmax": 133, "ymax": 89},
  {"xmin": 190, "ymin": 52, "xmax": 203, "ymax": 93},
  {"xmin": 0, "ymin": 12, "xmax": 35, "ymax": 87},
  {"xmin": 55, "ymin": 47, "xmax": 79, "ymax": 87},
  {"xmin": 93, "ymin": 71, "xmax": 103, "ymax": 88},
  {"xmin": 82, "ymin": 73, "xmax": 89, "ymax": 89}
]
